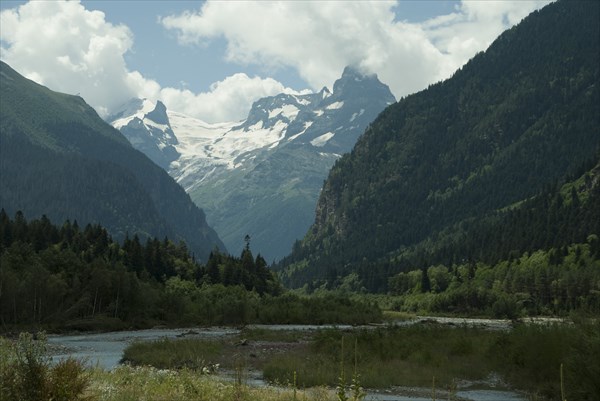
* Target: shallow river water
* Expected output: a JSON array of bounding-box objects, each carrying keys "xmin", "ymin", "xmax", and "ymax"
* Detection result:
[{"xmin": 47, "ymin": 319, "xmax": 532, "ymax": 401}]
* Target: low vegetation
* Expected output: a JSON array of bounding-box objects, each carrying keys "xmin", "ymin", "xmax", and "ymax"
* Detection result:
[
  {"xmin": 0, "ymin": 333, "xmax": 90, "ymax": 401},
  {"xmin": 2, "ymin": 318, "xmax": 599, "ymax": 401},
  {"xmin": 88, "ymin": 366, "xmax": 337, "ymax": 401},
  {"xmin": 120, "ymin": 320, "xmax": 600, "ymax": 401},
  {"xmin": 0, "ymin": 332, "xmax": 338, "ymax": 401}
]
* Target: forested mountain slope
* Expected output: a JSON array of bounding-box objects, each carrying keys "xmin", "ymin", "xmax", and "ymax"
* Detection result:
[
  {"xmin": 0, "ymin": 61, "xmax": 225, "ymax": 260},
  {"xmin": 278, "ymin": 0, "xmax": 600, "ymax": 290}
]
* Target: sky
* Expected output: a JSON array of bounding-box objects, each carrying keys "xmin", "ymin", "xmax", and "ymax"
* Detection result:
[{"xmin": 0, "ymin": 0, "xmax": 553, "ymax": 123}]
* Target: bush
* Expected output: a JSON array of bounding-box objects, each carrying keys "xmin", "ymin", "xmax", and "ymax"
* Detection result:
[
  {"xmin": 491, "ymin": 293, "xmax": 519, "ymax": 319},
  {"xmin": 0, "ymin": 332, "xmax": 90, "ymax": 401},
  {"xmin": 487, "ymin": 322, "xmax": 598, "ymax": 400}
]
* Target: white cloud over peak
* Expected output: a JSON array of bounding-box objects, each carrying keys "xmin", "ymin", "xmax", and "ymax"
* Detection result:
[
  {"xmin": 0, "ymin": 0, "xmax": 553, "ymax": 123},
  {"xmin": 161, "ymin": 73, "xmax": 307, "ymax": 123},
  {"xmin": 0, "ymin": 0, "xmax": 300, "ymax": 122},
  {"xmin": 161, "ymin": 0, "xmax": 552, "ymax": 100}
]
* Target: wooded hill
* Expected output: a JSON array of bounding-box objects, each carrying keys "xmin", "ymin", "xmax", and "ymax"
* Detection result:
[
  {"xmin": 277, "ymin": 0, "xmax": 600, "ymax": 296},
  {"xmin": 0, "ymin": 61, "xmax": 224, "ymax": 261}
]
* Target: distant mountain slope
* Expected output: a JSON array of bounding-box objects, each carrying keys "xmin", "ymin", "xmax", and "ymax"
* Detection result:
[
  {"xmin": 278, "ymin": 0, "xmax": 600, "ymax": 289},
  {"xmin": 111, "ymin": 67, "xmax": 395, "ymax": 260},
  {"xmin": 0, "ymin": 61, "xmax": 225, "ymax": 260}
]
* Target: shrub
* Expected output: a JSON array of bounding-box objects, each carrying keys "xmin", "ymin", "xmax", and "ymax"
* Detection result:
[{"xmin": 0, "ymin": 332, "xmax": 90, "ymax": 401}]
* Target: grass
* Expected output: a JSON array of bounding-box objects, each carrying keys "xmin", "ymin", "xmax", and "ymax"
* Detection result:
[
  {"xmin": 263, "ymin": 325, "xmax": 497, "ymax": 389},
  {"xmin": 121, "ymin": 337, "xmax": 223, "ymax": 370},
  {"xmin": 118, "ymin": 321, "xmax": 600, "ymax": 400},
  {"xmin": 88, "ymin": 366, "xmax": 337, "ymax": 401},
  {"xmin": 0, "ymin": 333, "xmax": 91, "ymax": 401},
  {"xmin": 118, "ymin": 324, "xmax": 500, "ymax": 390}
]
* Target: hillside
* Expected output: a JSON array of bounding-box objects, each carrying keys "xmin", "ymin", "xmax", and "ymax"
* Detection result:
[
  {"xmin": 278, "ymin": 0, "xmax": 600, "ymax": 290},
  {"xmin": 0, "ymin": 61, "xmax": 225, "ymax": 260}
]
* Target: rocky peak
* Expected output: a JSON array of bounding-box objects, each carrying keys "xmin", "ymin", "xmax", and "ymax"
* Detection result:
[
  {"xmin": 331, "ymin": 66, "xmax": 394, "ymax": 105},
  {"xmin": 145, "ymin": 100, "xmax": 170, "ymax": 126}
]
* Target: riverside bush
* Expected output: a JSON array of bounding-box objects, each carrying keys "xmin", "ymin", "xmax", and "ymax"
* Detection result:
[
  {"xmin": 489, "ymin": 320, "xmax": 600, "ymax": 400},
  {"xmin": 0, "ymin": 332, "xmax": 90, "ymax": 401}
]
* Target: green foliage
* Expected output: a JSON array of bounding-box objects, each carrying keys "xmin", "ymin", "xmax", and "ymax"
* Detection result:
[
  {"xmin": 277, "ymin": 0, "xmax": 600, "ymax": 292},
  {"xmin": 335, "ymin": 337, "xmax": 348, "ymax": 401},
  {"xmin": 0, "ymin": 211, "xmax": 380, "ymax": 329},
  {"xmin": 0, "ymin": 332, "xmax": 90, "ymax": 401},
  {"xmin": 263, "ymin": 325, "xmax": 496, "ymax": 389},
  {"xmin": 388, "ymin": 243, "xmax": 600, "ymax": 317},
  {"xmin": 563, "ymin": 319, "xmax": 600, "ymax": 400},
  {"xmin": 1, "ymin": 336, "xmax": 338, "ymax": 401}
]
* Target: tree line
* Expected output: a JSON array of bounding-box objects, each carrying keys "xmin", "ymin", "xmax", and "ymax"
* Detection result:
[
  {"xmin": 0, "ymin": 210, "xmax": 380, "ymax": 330},
  {"xmin": 388, "ymin": 241, "xmax": 600, "ymax": 318}
]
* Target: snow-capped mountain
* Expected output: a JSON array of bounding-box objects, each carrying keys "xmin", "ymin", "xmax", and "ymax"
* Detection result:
[
  {"xmin": 109, "ymin": 99, "xmax": 179, "ymax": 170},
  {"xmin": 110, "ymin": 66, "xmax": 395, "ymax": 260}
]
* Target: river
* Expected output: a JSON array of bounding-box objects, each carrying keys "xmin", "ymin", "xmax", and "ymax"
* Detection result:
[{"xmin": 47, "ymin": 319, "xmax": 534, "ymax": 401}]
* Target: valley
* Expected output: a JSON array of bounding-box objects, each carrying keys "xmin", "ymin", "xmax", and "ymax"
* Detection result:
[
  {"xmin": 1, "ymin": 1, "xmax": 599, "ymax": 400},
  {"xmin": 110, "ymin": 67, "xmax": 395, "ymax": 260}
]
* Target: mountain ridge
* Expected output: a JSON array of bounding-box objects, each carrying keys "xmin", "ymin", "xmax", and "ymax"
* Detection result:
[
  {"xmin": 277, "ymin": 0, "xmax": 600, "ymax": 289},
  {"xmin": 0, "ymin": 61, "xmax": 225, "ymax": 260},
  {"xmin": 111, "ymin": 66, "xmax": 396, "ymax": 260}
]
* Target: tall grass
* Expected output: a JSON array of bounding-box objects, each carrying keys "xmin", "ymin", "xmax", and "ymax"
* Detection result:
[
  {"xmin": 262, "ymin": 321, "xmax": 600, "ymax": 400},
  {"xmin": 263, "ymin": 325, "xmax": 496, "ymax": 389},
  {"xmin": 0, "ymin": 334, "xmax": 339, "ymax": 401},
  {"xmin": 489, "ymin": 320, "xmax": 600, "ymax": 400},
  {"xmin": 121, "ymin": 337, "xmax": 222, "ymax": 371}
]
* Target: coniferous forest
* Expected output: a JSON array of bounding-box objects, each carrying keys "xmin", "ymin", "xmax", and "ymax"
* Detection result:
[{"xmin": 0, "ymin": 210, "xmax": 379, "ymax": 331}]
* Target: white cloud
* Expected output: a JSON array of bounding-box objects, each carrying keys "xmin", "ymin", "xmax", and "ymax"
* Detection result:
[
  {"xmin": 0, "ymin": 1, "xmax": 160, "ymax": 117},
  {"xmin": 161, "ymin": 73, "xmax": 305, "ymax": 123},
  {"xmin": 0, "ymin": 0, "xmax": 553, "ymax": 123},
  {"xmin": 422, "ymin": 1, "xmax": 552, "ymax": 78},
  {"xmin": 161, "ymin": 0, "xmax": 553, "ymax": 100},
  {"xmin": 0, "ymin": 0, "xmax": 298, "ymax": 122}
]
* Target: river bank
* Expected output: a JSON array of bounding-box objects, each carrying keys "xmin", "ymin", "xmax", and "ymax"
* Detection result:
[
  {"xmin": 43, "ymin": 319, "xmax": 561, "ymax": 401},
  {"xmin": 5, "ymin": 315, "xmax": 592, "ymax": 400}
]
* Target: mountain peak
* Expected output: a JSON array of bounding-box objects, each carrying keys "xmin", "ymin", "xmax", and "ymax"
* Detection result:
[
  {"xmin": 106, "ymin": 98, "xmax": 146, "ymax": 123},
  {"xmin": 332, "ymin": 65, "xmax": 395, "ymax": 105},
  {"xmin": 145, "ymin": 100, "xmax": 169, "ymax": 126},
  {"xmin": 318, "ymin": 86, "xmax": 332, "ymax": 97},
  {"xmin": 109, "ymin": 98, "xmax": 179, "ymax": 169},
  {"xmin": 341, "ymin": 65, "xmax": 374, "ymax": 80}
]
